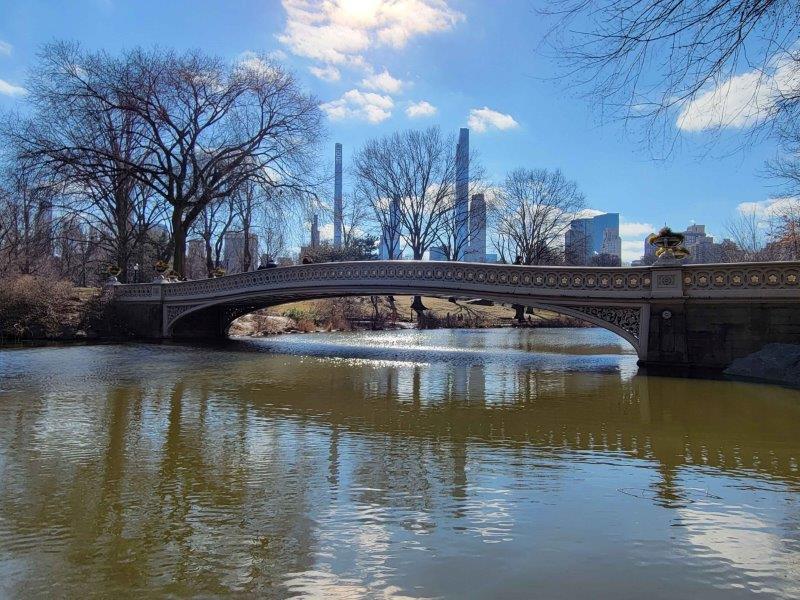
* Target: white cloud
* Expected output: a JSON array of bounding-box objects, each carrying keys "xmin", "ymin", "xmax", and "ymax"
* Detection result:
[
  {"xmin": 406, "ymin": 100, "xmax": 437, "ymax": 118},
  {"xmin": 619, "ymin": 220, "xmax": 655, "ymax": 263},
  {"xmin": 736, "ymin": 196, "xmax": 800, "ymax": 218},
  {"xmin": 677, "ymin": 50, "xmax": 800, "ymax": 131},
  {"xmin": 310, "ymin": 64, "xmax": 341, "ymax": 82},
  {"xmin": 0, "ymin": 41, "xmax": 11, "ymax": 56},
  {"xmin": 621, "ymin": 240, "xmax": 646, "ymax": 264},
  {"xmin": 318, "ymin": 222, "xmax": 335, "ymax": 243},
  {"xmin": 236, "ymin": 51, "xmax": 282, "ymax": 78},
  {"xmin": 0, "ymin": 78, "xmax": 26, "ymax": 97},
  {"xmin": 619, "ymin": 221, "xmax": 655, "ymax": 238},
  {"xmin": 320, "ymin": 88, "xmax": 394, "ymax": 123},
  {"xmin": 278, "ymin": 0, "xmax": 463, "ymax": 74},
  {"xmin": 361, "ymin": 68, "xmax": 404, "ymax": 93},
  {"xmin": 268, "ymin": 49, "xmax": 288, "ymax": 61},
  {"xmin": 467, "ymin": 107, "xmax": 519, "ymax": 133},
  {"xmin": 573, "ymin": 208, "xmax": 604, "ymax": 220}
]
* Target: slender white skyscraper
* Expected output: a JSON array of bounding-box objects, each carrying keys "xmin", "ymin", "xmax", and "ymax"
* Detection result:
[
  {"xmin": 455, "ymin": 128, "xmax": 469, "ymax": 258},
  {"xmin": 379, "ymin": 195, "xmax": 401, "ymax": 260},
  {"xmin": 333, "ymin": 143, "xmax": 343, "ymax": 248},
  {"xmin": 468, "ymin": 193, "xmax": 486, "ymax": 262}
]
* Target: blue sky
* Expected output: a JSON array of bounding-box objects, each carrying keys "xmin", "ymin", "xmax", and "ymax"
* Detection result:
[{"xmin": 0, "ymin": 0, "xmax": 786, "ymax": 261}]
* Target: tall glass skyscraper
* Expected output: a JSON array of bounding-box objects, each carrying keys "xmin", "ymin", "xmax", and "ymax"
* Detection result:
[{"xmin": 565, "ymin": 212, "xmax": 621, "ymax": 265}]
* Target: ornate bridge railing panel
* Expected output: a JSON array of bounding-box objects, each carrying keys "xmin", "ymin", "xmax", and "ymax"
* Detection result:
[{"xmin": 682, "ymin": 263, "xmax": 800, "ymax": 297}]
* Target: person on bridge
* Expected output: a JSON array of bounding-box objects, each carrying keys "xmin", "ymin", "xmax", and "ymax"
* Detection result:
[
  {"xmin": 512, "ymin": 255, "xmax": 525, "ymax": 322},
  {"xmin": 258, "ymin": 256, "xmax": 278, "ymax": 269}
]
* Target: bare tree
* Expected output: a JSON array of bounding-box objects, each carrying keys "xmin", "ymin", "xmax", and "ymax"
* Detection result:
[
  {"xmin": 492, "ymin": 168, "xmax": 585, "ymax": 265},
  {"xmin": 434, "ymin": 158, "xmax": 486, "ymax": 261},
  {"xmin": 192, "ymin": 196, "xmax": 237, "ymax": 277},
  {"xmin": 353, "ymin": 127, "xmax": 457, "ymax": 260},
  {"xmin": 339, "ymin": 191, "xmax": 373, "ymax": 248},
  {"xmin": 771, "ymin": 200, "xmax": 800, "ymax": 259},
  {"xmin": 8, "ymin": 43, "xmax": 168, "ymax": 282},
  {"xmin": 0, "ymin": 160, "xmax": 60, "ymax": 276},
  {"xmin": 259, "ymin": 206, "xmax": 289, "ymax": 261},
  {"xmin": 725, "ymin": 208, "xmax": 768, "ymax": 261},
  {"xmin": 353, "ymin": 127, "xmax": 459, "ymax": 314},
  {"xmin": 543, "ymin": 0, "xmax": 800, "ymax": 147},
  {"xmin": 10, "ymin": 42, "xmax": 323, "ymax": 276}
]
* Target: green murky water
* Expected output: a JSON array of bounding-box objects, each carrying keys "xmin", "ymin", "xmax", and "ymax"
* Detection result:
[{"xmin": 1, "ymin": 328, "xmax": 799, "ymax": 598}]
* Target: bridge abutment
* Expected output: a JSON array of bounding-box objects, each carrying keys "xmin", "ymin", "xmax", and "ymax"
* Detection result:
[
  {"xmin": 642, "ymin": 300, "xmax": 800, "ymax": 368},
  {"xmin": 112, "ymin": 300, "xmax": 164, "ymax": 339}
]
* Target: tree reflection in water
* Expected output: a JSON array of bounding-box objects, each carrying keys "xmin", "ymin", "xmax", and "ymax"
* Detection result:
[{"xmin": 0, "ymin": 329, "xmax": 799, "ymax": 598}]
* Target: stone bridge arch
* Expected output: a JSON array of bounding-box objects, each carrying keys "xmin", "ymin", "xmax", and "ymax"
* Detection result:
[
  {"xmin": 165, "ymin": 293, "xmax": 647, "ymax": 356},
  {"xmin": 112, "ymin": 260, "xmax": 800, "ymax": 369}
]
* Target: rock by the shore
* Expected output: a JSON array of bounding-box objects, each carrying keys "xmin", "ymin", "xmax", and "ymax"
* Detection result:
[
  {"xmin": 229, "ymin": 314, "xmax": 297, "ymax": 337},
  {"xmin": 724, "ymin": 343, "xmax": 800, "ymax": 387}
]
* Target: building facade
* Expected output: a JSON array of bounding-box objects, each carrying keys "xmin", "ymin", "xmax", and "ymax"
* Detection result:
[
  {"xmin": 454, "ymin": 128, "xmax": 470, "ymax": 255},
  {"xmin": 636, "ymin": 223, "xmax": 727, "ymax": 265},
  {"xmin": 222, "ymin": 231, "xmax": 259, "ymax": 274},
  {"xmin": 378, "ymin": 196, "xmax": 402, "ymax": 260},
  {"xmin": 333, "ymin": 143, "xmax": 343, "ymax": 248},
  {"xmin": 186, "ymin": 239, "xmax": 207, "ymax": 280},
  {"xmin": 565, "ymin": 212, "xmax": 622, "ymax": 265},
  {"xmin": 465, "ymin": 193, "xmax": 488, "ymax": 262}
]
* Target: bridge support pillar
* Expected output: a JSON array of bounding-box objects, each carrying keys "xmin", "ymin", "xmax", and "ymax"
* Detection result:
[{"xmin": 642, "ymin": 302, "xmax": 690, "ymax": 366}]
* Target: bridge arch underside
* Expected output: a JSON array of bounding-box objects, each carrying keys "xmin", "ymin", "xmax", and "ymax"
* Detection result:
[{"xmin": 166, "ymin": 286, "xmax": 646, "ymax": 357}]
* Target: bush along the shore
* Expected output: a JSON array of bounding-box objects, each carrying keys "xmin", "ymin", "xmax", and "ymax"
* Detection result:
[{"xmin": 0, "ymin": 275, "xmax": 91, "ymax": 341}]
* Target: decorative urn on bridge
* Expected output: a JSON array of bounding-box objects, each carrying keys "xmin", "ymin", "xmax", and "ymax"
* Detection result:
[
  {"xmin": 647, "ymin": 227, "xmax": 690, "ymax": 265},
  {"xmin": 153, "ymin": 259, "xmax": 169, "ymax": 282},
  {"xmin": 105, "ymin": 264, "xmax": 122, "ymax": 286}
]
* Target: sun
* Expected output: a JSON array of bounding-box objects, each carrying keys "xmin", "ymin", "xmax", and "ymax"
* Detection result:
[{"xmin": 336, "ymin": 0, "xmax": 381, "ymax": 26}]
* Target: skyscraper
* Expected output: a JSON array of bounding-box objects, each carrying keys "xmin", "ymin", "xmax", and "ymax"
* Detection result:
[
  {"xmin": 223, "ymin": 231, "xmax": 259, "ymax": 274},
  {"xmin": 455, "ymin": 128, "xmax": 469, "ymax": 256},
  {"xmin": 379, "ymin": 195, "xmax": 401, "ymax": 260},
  {"xmin": 565, "ymin": 213, "xmax": 621, "ymax": 265},
  {"xmin": 466, "ymin": 193, "xmax": 487, "ymax": 262},
  {"xmin": 311, "ymin": 214, "xmax": 320, "ymax": 248},
  {"xmin": 333, "ymin": 143, "xmax": 343, "ymax": 248}
]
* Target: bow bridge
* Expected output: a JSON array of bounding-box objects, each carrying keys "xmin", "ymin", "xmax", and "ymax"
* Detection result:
[{"xmin": 112, "ymin": 260, "xmax": 800, "ymax": 369}]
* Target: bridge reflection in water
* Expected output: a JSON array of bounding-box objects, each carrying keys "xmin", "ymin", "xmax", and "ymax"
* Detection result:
[{"xmin": 0, "ymin": 332, "xmax": 799, "ymax": 598}]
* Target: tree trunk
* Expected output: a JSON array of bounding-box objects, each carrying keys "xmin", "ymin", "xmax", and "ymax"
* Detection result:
[
  {"xmin": 204, "ymin": 234, "xmax": 214, "ymax": 278},
  {"xmin": 242, "ymin": 226, "xmax": 251, "ymax": 272},
  {"xmin": 411, "ymin": 295, "xmax": 427, "ymax": 317},
  {"xmin": 172, "ymin": 210, "xmax": 186, "ymax": 277},
  {"xmin": 514, "ymin": 304, "xmax": 525, "ymax": 323}
]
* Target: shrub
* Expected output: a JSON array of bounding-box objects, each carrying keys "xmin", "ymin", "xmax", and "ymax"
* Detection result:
[
  {"xmin": 0, "ymin": 275, "xmax": 79, "ymax": 339},
  {"xmin": 283, "ymin": 306, "xmax": 313, "ymax": 322},
  {"xmin": 295, "ymin": 318, "xmax": 317, "ymax": 333}
]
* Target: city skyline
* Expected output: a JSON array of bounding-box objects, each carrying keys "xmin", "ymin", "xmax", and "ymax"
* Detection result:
[{"xmin": 0, "ymin": 0, "xmax": 787, "ymax": 263}]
